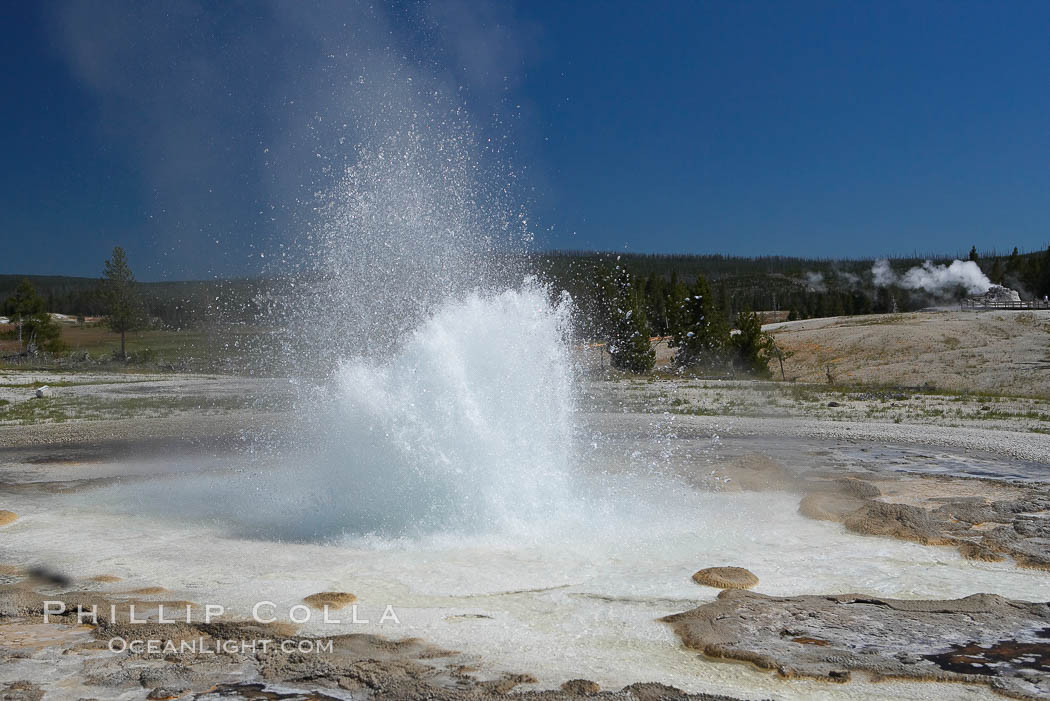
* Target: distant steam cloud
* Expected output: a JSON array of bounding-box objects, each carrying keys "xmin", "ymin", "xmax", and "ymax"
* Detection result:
[
  {"xmin": 871, "ymin": 259, "xmax": 898, "ymax": 287},
  {"xmin": 871, "ymin": 259, "xmax": 992, "ymax": 296},
  {"xmin": 804, "ymin": 271, "xmax": 826, "ymax": 292}
]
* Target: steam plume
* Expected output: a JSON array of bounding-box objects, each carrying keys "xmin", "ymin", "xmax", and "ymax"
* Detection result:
[
  {"xmin": 804, "ymin": 271, "xmax": 826, "ymax": 292},
  {"xmin": 871, "ymin": 259, "xmax": 992, "ymax": 296}
]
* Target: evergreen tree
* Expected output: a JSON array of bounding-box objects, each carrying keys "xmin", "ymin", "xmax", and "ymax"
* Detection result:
[
  {"xmin": 1039, "ymin": 247, "xmax": 1050, "ymax": 298},
  {"xmin": 968, "ymin": 245, "xmax": 979, "ymax": 262},
  {"xmin": 815, "ymin": 294, "xmax": 828, "ymax": 318},
  {"xmin": 101, "ymin": 246, "xmax": 146, "ymax": 359},
  {"xmin": 3, "ymin": 279, "xmax": 63, "ymax": 352},
  {"xmin": 874, "ymin": 287, "xmax": 894, "ymax": 314},
  {"xmin": 606, "ymin": 265, "xmax": 655, "ymax": 374},
  {"xmin": 670, "ymin": 274, "xmax": 729, "ymax": 370},
  {"xmin": 850, "ymin": 289, "xmax": 873, "ymax": 315},
  {"xmin": 717, "ymin": 279, "xmax": 733, "ymax": 320},
  {"xmin": 1006, "ymin": 247, "xmax": 1022, "ymax": 276},
  {"xmin": 990, "ymin": 259, "xmax": 1005, "ymax": 285},
  {"xmin": 664, "ymin": 272, "xmax": 690, "ymax": 340},
  {"xmin": 731, "ymin": 308, "xmax": 774, "ymax": 378},
  {"xmin": 643, "ymin": 274, "xmax": 669, "ymax": 335}
]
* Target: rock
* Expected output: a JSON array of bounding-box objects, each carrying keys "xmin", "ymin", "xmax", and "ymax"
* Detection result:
[
  {"xmin": 0, "ymin": 511, "xmax": 18, "ymax": 527},
  {"xmin": 713, "ymin": 454, "xmax": 797, "ymax": 492},
  {"xmin": 89, "ymin": 575, "xmax": 123, "ymax": 583},
  {"xmin": 982, "ymin": 525, "xmax": 1022, "ymax": 548},
  {"xmin": 34, "ymin": 386, "xmax": 48, "ymax": 398},
  {"xmin": 995, "ymin": 499, "xmax": 1040, "ymax": 516},
  {"xmin": 844, "ymin": 502, "xmax": 954, "ymax": 545},
  {"xmin": 826, "ymin": 401, "xmax": 842, "ymax": 407},
  {"xmin": 661, "ymin": 590, "xmax": 1050, "ymax": 699},
  {"xmin": 691, "ymin": 567, "xmax": 758, "ymax": 590},
  {"xmin": 934, "ymin": 502, "xmax": 1001, "ymax": 525},
  {"xmin": 1015, "ymin": 515, "xmax": 1050, "ymax": 538},
  {"xmin": 560, "ymin": 679, "xmax": 600, "ymax": 694},
  {"xmin": 956, "ymin": 541, "xmax": 1005, "ymax": 562},
  {"xmin": 797, "ymin": 493, "xmax": 865, "ymax": 523},
  {"xmin": 303, "ymin": 591, "xmax": 357, "ymax": 609},
  {"xmin": 620, "ymin": 682, "xmax": 710, "ymax": 700},
  {"xmin": 835, "ymin": 477, "xmax": 880, "ymax": 498},
  {"xmin": 146, "ymin": 689, "xmax": 186, "ymax": 701},
  {"xmin": 1013, "ymin": 552, "xmax": 1050, "ymax": 571},
  {"xmin": 0, "ymin": 681, "xmax": 43, "ymax": 701},
  {"xmin": 480, "ymin": 673, "xmax": 537, "ymax": 693}
]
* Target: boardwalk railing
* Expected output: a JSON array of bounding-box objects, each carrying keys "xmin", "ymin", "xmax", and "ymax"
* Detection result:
[{"xmin": 962, "ymin": 299, "xmax": 1050, "ymax": 310}]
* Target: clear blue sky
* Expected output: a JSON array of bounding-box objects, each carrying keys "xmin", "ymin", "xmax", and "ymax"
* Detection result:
[{"xmin": 3, "ymin": 1, "xmax": 1049, "ymax": 279}]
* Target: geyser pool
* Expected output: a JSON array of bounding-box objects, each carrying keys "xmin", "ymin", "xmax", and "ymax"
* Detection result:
[
  {"xmin": 8, "ymin": 449, "xmax": 1049, "ymax": 701},
  {"xmin": 53, "ymin": 281, "xmax": 578, "ymax": 543}
]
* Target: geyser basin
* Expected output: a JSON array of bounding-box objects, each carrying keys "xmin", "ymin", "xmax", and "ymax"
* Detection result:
[
  {"xmin": 4, "ymin": 438, "xmax": 1048, "ymax": 701},
  {"xmin": 4, "ymin": 288, "xmax": 1047, "ymax": 700}
]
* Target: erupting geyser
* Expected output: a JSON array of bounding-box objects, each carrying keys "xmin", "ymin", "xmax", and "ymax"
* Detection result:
[
  {"xmin": 321, "ymin": 281, "xmax": 577, "ymax": 537},
  {"xmin": 270, "ymin": 90, "xmax": 581, "ymax": 540},
  {"xmin": 70, "ymin": 89, "xmax": 583, "ymax": 544}
]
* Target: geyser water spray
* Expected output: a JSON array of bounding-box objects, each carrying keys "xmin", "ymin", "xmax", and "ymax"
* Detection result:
[
  {"xmin": 321, "ymin": 281, "xmax": 577, "ymax": 537},
  {"xmin": 60, "ymin": 26, "xmax": 577, "ymax": 543},
  {"xmin": 276, "ymin": 87, "xmax": 578, "ymax": 540}
]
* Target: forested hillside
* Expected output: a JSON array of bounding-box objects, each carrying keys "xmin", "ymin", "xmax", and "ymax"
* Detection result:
[{"xmin": 5, "ymin": 246, "xmax": 1050, "ymax": 333}]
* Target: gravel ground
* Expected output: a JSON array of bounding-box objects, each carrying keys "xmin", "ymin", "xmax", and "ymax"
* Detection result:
[
  {"xmin": 0, "ymin": 370, "xmax": 292, "ymax": 403},
  {"xmin": 0, "ymin": 369, "xmax": 1047, "ymax": 464},
  {"xmin": 585, "ymin": 412, "xmax": 1050, "ymax": 464},
  {"xmin": 587, "ymin": 376, "xmax": 1050, "ymax": 434}
]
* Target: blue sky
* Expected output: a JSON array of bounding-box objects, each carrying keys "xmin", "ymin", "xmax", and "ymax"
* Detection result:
[{"xmin": 3, "ymin": 1, "xmax": 1049, "ymax": 279}]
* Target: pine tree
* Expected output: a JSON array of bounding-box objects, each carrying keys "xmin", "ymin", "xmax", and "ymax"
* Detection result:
[
  {"xmin": 851, "ymin": 289, "xmax": 872, "ymax": 315},
  {"xmin": 717, "ymin": 280, "xmax": 733, "ymax": 320},
  {"xmin": 731, "ymin": 308, "xmax": 774, "ymax": 378},
  {"xmin": 643, "ymin": 274, "xmax": 668, "ymax": 335},
  {"xmin": 101, "ymin": 246, "xmax": 146, "ymax": 360},
  {"xmin": 1006, "ymin": 247, "xmax": 1021, "ymax": 276},
  {"xmin": 874, "ymin": 287, "xmax": 894, "ymax": 314},
  {"xmin": 670, "ymin": 274, "xmax": 729, "ymax": 370},
  {"xmin": 664, "ymin": 272, "xmax": 690, "ymax": 340},
  {"xmin": 968, "ymin": 245, "xmax": 979, "ymax": 262},
  {"xmin": 990, "ymin": 259, "xmax": 1005, "ymax": 285},
  {"xmin": 4, "ymin": 279, "xmax": 64, "ymax": 352},
  {"xmin": 606, "ymin": 265, "xmax": 655, "ymax": 374},
  {"xmin": 1039, "ymin": 247, "xmax": 1050, "ymax": 298}
]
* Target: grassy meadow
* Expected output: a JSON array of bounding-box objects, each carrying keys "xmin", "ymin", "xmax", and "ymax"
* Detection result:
[{"xmin": 0, "ymin": 322, "xmax": 275, "ymax": 373}]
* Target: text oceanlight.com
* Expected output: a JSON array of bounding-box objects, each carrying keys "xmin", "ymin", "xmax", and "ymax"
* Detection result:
[{"xmin": 109, "ymin": 637, "xmax": 336, "ymax": 654}]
